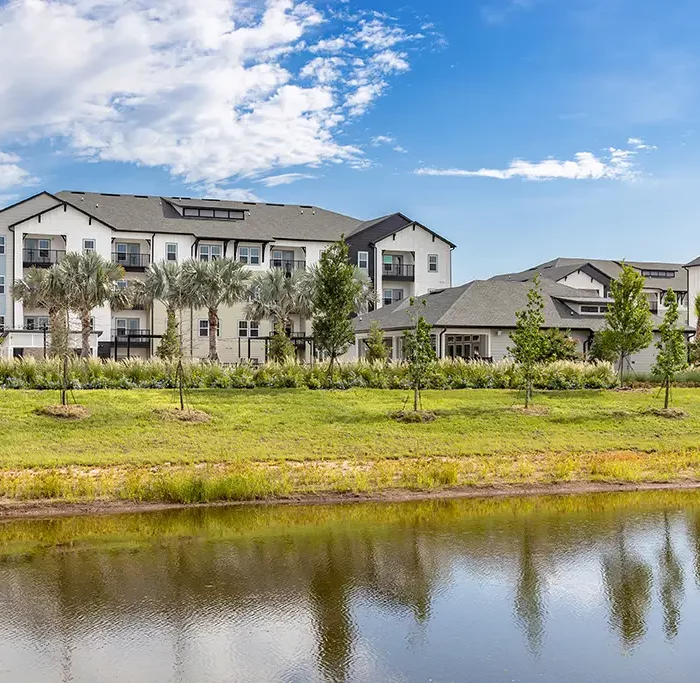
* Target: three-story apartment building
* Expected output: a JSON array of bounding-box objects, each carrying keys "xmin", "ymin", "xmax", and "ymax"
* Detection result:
[{"xmin": 0, "ymin": 191, "xmax": 454, "ymax": 362}]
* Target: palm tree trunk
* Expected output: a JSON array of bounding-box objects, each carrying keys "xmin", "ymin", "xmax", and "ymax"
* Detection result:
[
  {"xmin": 208, "ymin": 308, "xmax": 219, "ymax": 362},
  {"xmin": 80, "ymin": 310, "xmax": 92, "ymax": 359},
  {"xmin": 48, "ymin": 306, "xmax": 68, "ymax": 358}
]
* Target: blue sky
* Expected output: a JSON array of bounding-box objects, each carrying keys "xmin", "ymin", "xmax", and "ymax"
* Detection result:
[{"xmin": 1, "ymin": 0, "xmax": 699, "ymax": 284}]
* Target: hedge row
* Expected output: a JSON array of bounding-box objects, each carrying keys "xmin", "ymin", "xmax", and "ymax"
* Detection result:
[{"xmin": 0, "ymin": 358, "xmax": 619, "ymax": 391}]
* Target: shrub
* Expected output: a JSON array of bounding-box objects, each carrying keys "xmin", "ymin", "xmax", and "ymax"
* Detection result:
[{"xmin": 0, "ymin": 357, "xmax": 620, "ymax": 391}]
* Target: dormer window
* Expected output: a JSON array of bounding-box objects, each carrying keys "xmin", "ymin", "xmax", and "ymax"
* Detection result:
[
  {"xmin": 182, "ymin": 206, "xmax": 244, "ymax": 220},
  {"xmin": 641, "ymin": 269, "xmax": 675, "ymax": 278}
]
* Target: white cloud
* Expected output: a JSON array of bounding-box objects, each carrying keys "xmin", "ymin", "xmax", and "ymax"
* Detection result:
[
  {"xmin": 371, "ymin": 135, "xmax": 395, "ymax": 146},
  {"xmin": 257, "ymin": 172, "xmax": 317, "ymax": 187},
  {"xmin": 193, "ymin": 184, "xmax": 261, "ymax": 202},
  {"xmin": 0, "ymin": 0, "xmax": 425, "ymax": 192},
  {"xmin": 627, "ymin": 137, "xmax": 658, "ymax": 150},
  {"xmin": 371, "ymin": 135, "xmax": 407, "ymax": 153},
  {"xmin": 0, "ymin": 151, "xmax": 35, "ymax": 190},
  {"xmin": 415, "ymin": 140, "xmax": 653, "ymax": 181}
]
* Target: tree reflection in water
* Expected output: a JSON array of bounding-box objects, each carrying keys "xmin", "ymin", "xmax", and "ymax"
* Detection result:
[{"xmin": 1, "ymin": 492, "xmax": 700, "ymax": 682}]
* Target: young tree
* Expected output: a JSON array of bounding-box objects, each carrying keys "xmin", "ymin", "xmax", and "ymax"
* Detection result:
[
  {"xmin": 690, "ymin": 294, "xmax": 700, "ymax": 366},
  {"xmin": 402, "ymin": 298, "xmax": 437, "ymax": 412},
  {"xmin": 131, "ymin": 262, "xmax": 185, "ymax": 361},
  {"xmin": 12, "ymin": 266, "xmax": 69, "ymax": 358},
  {"xmin": 60, "ymin": 252, "xmax": 128, "ymax": 358},
  {"xmin": 538, "ymin": 328, "xmax": 580, "ymax": 362},
  {"xmin": 365, "ymin": 320, "xmax": 389, "ymax": 364},
  {"xmin": 509, "ymin": 276, "xmax": 545, "ymax": 408},
  {"xmin": 598, "ymin": 264, "xmax": 653, "ymax": 384},
  {"xmin": 310, "ymin": 239, "xmax": 365, "ymax": 381},
  {"xmin": 182, "ymin": 258, "xmax": 251, "ymax": 362},
  {"xmin": 652, "ymin": 289, "xmax": 687, "ymax": 409},
  {"xmin": 268, "ymin": 321, "xmax": 296, "ymax": 363}
]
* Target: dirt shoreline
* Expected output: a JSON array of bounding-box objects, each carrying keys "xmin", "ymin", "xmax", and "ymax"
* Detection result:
[{"xmin": 3, "ymin": 480, "xmax": 700, "ymax": 520}]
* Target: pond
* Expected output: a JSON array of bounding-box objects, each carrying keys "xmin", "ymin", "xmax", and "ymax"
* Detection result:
[{"xmin": 1, "ymin": 491, "xmax": 700, "ymax": 682}]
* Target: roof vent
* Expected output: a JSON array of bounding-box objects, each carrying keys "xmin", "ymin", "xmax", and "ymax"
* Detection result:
[
  {"xmin": 100, "ymin": 193, "xmax": 121, "ymax": 197},
  {"xmin": 265, "ymin": 203, "xmax": 284, "ymax": 207}
]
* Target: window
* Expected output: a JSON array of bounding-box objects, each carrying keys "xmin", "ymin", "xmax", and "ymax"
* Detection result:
[
  {"xmin": 238, "ymin": 321, "xmax": 260, "ymax": 338},
  {"xmin": 641, "ymin": 269, "xmax": 676, "ymax": 278},
  {"xmin": 239, "ymin": 246, "xmax": 261, "ymax": 265},
  {"xmin": 199, "ymin": 319, "xmax": 220, "ymax": 337},
  {"xmin": 0, "ymin": 275, "xmax": 4, "ymax": 295},
  {"xmin": 25, "ymin": 316, "xmax": 49, "ymax": 330},
  {"xmin": 115, "ymin": 318, "xmax": 139, "ymax": 335},
  {"xmin": 0, "ymin": 236, "xmax": 6, "ymax": 255},
  {"xmin": 182, "ymin": 207, "xmax": 245, "ymax": 220},
  {"xmin": 0, "ymin": 315, "xmax": 4, "ymax": 332},
  {"xmin": 383, "ymin": 288, "xmax": 404, "ymax": 306},
  {"xmin": 83, "ymin": 238, "xmax": 96, "ymax": 253},
  {"xmin": 199, "ymin": 244, "xmax": 222, "ymax": 261},
  {"xmin": 581, "ymin": 305, "xmax": 600, "ymax": 313},
  {"xmin": 446, "ymin": 335, "xmax": 482, "ymax": 360},
  {"xmin": 358, "ymin": 251, "xmax": 369, "ymax": 270},
  {"xmin": 166, "ymin": 243, "xmax": 178, "ymax": 262},
  {"xmin": 428, "ymin": 254, "xmax": 438, "ymax": 273}
]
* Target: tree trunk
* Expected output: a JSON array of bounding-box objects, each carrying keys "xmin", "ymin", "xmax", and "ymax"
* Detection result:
[
  {"xmin": 61, "ymin": 354, "xmax": 68, "ymax": 407},
  {"xmin": 178, "ymin": 358, "xmax": 185, "ymax": 411},
  {"xmin": 208, "ymin": 308, "xmax": 219, "ymax": 362},
  {"xmin": 665, "ymin": 378, "xmax": 670, "ymax": 410},
  {"xmin": 80, "ymin": 309, "xmax": 92, "ymax": 359},
  {"xmin": 327, "ymin": 354, "xmax": 335, "ymax": 386},
  {"xmin": 619, "ymin": 352, "xmax": 625, "ymax": 386},
  {"xmin": 525, "ymin": 376, "xmax": 531, "ymax": 409},
  {"xmin": 414, "ymin": 383, "xmax": 419, "ymax": 412},
  {"xmin": 48, "ymin": 306, "xmax": 68, "ymax": 358}
]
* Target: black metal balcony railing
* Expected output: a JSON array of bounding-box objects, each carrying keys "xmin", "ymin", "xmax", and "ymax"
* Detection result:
[
  {"xmin": 23, "ymin": 249, "xmax": 66, "ymax": 267},
  {"xmin": 112, "ymin": 252, "xmax": 150, "ymax": 270},
  {"xmin": 271, "ymin": 259, "xmax": 306, "ymax": 272},
  {"xmin": 382, "ymin": 263, "xmax": 415, "ymax": 280},
  {"xmin": 111, "ymin": 329, "xmax": 151, "ymax": 345}
]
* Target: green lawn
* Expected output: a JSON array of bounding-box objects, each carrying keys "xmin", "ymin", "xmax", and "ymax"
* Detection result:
[{"xmin": 1, "ymin": 388, "xmax": 700, "ymax": 503}]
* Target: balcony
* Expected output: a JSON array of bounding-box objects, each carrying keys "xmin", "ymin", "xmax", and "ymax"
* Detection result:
[
  {"xmin": 112, "ymin": 252, "xmax": 150, "ymax": 272},
  {"xmin": 271, "ymin": 259, "xmax": 306, "ymax": 273},
  {"xmin": 111, "ymin": 329, "xmax": 151, "ymax": 346},
  {"xmin": 23, "ymin": 249, "xmax": 66, "ymax": 268},
  {"xmin": 382, "ymin": 263, "xmax": 415, "ymax": 280}
]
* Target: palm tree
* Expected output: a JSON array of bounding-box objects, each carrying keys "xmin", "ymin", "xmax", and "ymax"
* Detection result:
[
  {"xmin": 181, "ymin": 257, "xmax": 251, "ymax": 362},
  {"xmin": 59, "ymin": 252, "xmax": 128, "ymax": 358},
  {"xmin": 131, "ymin": 261, "xmax": 186, "ymax": 360},
  {"xmin": 12, "ymin": 265, "xmax": 70, "ymax": 357},
  {"xmin": 245, "ymin": 269, "xmax": 312, "ymax": 334}
]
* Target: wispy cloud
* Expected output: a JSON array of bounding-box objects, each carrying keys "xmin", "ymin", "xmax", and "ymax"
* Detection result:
[
  {"xmin": 481, "ymin": 0, "xmax": 539, "ymax": 25},
  {"xmin": 371, "ymin": 135, "xmax": 407, "ymax": 153},
  {"xmin": 257, "ymin": 173, "xmax": 317, "ymax": 187},
  {"xmin": 415, "ymin": 140, "xmax": 655, "ymax": 181}
]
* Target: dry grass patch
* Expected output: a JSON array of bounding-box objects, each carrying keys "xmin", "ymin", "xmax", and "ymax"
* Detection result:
[
  {"xmin": 511, "ymin": 405, "xmax": 550, "ymax": 416},
  {"xmin": 154, "ymin": 408, "xmax": 211, "ymax": 423},
  {"xmin": 389, "ymin": 410, "xmax": 437, "ymax": 423},
  {"xmin": 644, "ymin": 407, "xmax": 689, "ymax": 420},
  {"xmin": 35, "ymin": 405, "xmax": 89, "ymax": 420}
]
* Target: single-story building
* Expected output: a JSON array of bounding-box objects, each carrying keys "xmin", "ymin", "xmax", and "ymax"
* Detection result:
[{"xmin": 351, "ymin": 278, "xmax": 691, "ymax": 373}]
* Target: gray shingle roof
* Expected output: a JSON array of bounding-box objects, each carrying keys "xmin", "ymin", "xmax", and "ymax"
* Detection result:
[
  {"xmin": 354, "ymin": 279, "xmax": 671, "ymax": 333},
  {"xmin": 685, "ymin": 256, "xmax": 700, "ymax": 268},
  {"xmin": 494, "ymin": 257, "xmax": 688, "ymax": 292},
  {"xmin": 55, "ymin": 191, "xmax": 365, "ymax": 242}
]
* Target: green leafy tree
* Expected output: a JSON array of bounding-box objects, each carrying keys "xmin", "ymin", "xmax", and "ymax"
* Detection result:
[
  {"xmin": 131, "ymin": 261, "xmax": 186, "ymax": 361},
  {"xmin": 59, "ymin": 252, "xmax": 128, "ymax": 358},
  {"xmin": 598, "ymin": 264, "xmax": 653, "ymax": 384},
  {"xmin": 402, "ymin": 298, "xmax": 437, "ymax": 412},
  {"xmin": 12, "ymin": 266, "xmax": 69, "ymax": 358},
  {"xmin": 310, "ymin": 239, "xmax": 365, "ymax": 381},
  {"xmin": 589, "ymin": 330, "xmax": 619, "ymax": 363},
  {"xmin": 690, "ymin": 294, "xmax": 700, "ymax": 366},
  {"xmin": 538, "ymin": 328, "xmax": 580, "ymax": 362},
  {"xmin": 181, "ymin": 258, "xmax": 251, "ymax": 362},
  {"xmin": 509, "ymin": 276, "xmax": 545, "ymax": 408},
  {"xmin": 652, "ymin": 289, "xmax": 687, "ymax": 408},
  {"xmin": 268, "ymin": 321, "xmax": 297, "ymax": 363},
  {"xmin": 365, "ymin": 320, "xmax": 390, "ymax": 364}
]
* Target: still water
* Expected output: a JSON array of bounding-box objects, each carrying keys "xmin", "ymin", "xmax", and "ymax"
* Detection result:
[{"xmin": 2, "ymin": 492, "xmax": 700, "ymax": 682}]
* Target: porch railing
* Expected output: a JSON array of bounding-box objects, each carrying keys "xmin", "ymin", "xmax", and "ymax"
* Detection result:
[{"xmin": 22, "ymin": 249, "xmax": 66, "ymax": 267}]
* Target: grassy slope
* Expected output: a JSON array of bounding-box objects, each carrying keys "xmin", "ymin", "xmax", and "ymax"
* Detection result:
[{"xmin": 1, "ymin": 388, "xmax": 700, "ymax": 503}]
